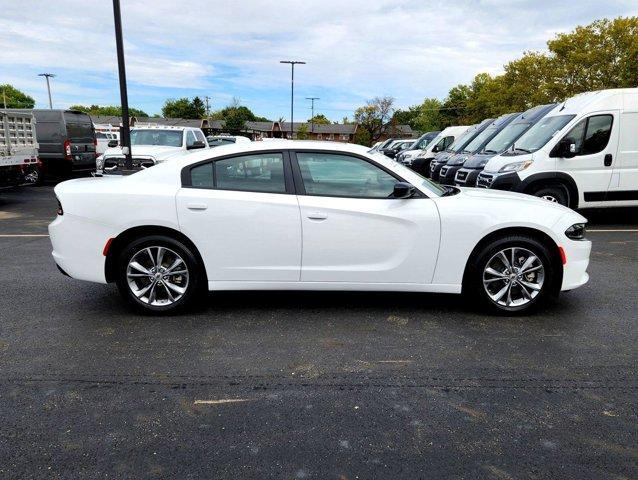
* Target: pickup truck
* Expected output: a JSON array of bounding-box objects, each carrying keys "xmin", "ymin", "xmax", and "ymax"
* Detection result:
[
  {"xmin": 0, "ymin": 109, "xmax": 40, "ymax": 188},
  {"xmin": 98, "ymin": 125, "xmax": 209, "ymax": 174}
]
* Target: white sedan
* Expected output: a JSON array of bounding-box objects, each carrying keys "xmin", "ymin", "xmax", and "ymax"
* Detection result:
[{"xmin": 49, "ymin": 141, "xmax": 591, "ymax": 315}]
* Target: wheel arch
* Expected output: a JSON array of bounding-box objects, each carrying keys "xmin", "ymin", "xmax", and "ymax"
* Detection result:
[
  {"xmin": 462, "ymin": 226, "xmax": 564, "ymax": 295},
  {"xmin": 518, "ymin": 172, "xmax": 579, "ymax": 209},
  {"xmin": 104, "ymin": 225, "xmax": 207, "ymax": 283}
]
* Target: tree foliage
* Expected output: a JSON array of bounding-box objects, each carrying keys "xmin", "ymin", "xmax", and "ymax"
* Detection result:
[
  {"xmin": 0, "ymin": 84, "xmax": 35, "ymax": 108},
  {"xmin": 296, "ymin": 123, "xmax": 310, "ymax": 140},
  {"xmin": 161, "ymin": 96, "xmax": 206, "ymax": 118},
  {"xmin": 353, "ymin": 96, "xmax": 395, "ymax": 143},
  {"xmin": 70, "ymin": 104, "xmax": 149, "ymax": 117},
  {"xmin": 308, "ymin": 114, "xmax": 331, "ymax": 125}
]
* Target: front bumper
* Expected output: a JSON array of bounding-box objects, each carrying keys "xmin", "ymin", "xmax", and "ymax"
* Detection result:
[
  {"xmin": 454, "ymin": 167, "xmax": 481, "ymax": 187},
  {"xmin": 560, "ymin": 238, "xmax": 591, "ymax": 291},
  {"xmin": 438, "ymin": 165, "xmax": 463, "ymax": 186},
  {"xmin": 476, "ymin": 171, "xmax": 522, "ymax": 191},
  {"xmin": 429, "ymin": 161, "xmax": 446, "ymax": 181}
]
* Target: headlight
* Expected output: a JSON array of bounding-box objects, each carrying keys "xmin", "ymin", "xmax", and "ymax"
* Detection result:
[
  {"xmin": 565, "ymin": 223, "xmax": 587, "ymax": 240},
  {"xmin": 498, "ymin": 160, "xmax": 533, "ymax": 173},
  {"xmin": 96, "ymin": 157, "xmax": 104, "ymax": 170}
]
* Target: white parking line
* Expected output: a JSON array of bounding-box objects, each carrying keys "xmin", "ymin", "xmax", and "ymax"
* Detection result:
[
  {"xmin": 0, "ymin": 234, "xmax": 49, "ymax": 237},
  {"xmin": 588, "ymin": 229, "xmax": 638, "ymax": 233}
]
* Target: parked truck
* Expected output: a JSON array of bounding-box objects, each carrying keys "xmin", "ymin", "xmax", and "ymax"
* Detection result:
[{"xmin": 0, "ymin": 109, "xmax": 39, "ymax": 188}]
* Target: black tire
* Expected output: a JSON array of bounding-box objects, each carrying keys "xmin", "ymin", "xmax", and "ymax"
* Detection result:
[
  {"xmin": 115, "ymin": 235, "xmax": 204, "ymax": 315},
  {"xmin": 531, "ymin": 185, "xmax": 569, "ymax": 207},
  {"xmin": 466, "ymin": 234, "xmax": 559, "ymax": 315}
]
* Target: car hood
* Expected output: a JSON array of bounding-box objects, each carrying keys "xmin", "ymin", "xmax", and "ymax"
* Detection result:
[
  {"xmin": 484, "ymin": 152, "xmax": 535, "ymax": 173},
  {"xmin": 432, "ymin": 151, "xmax": 454, "ymax": 164},
  {"xmin": 453, "ymin": 186, "xmax": 578, "ymax": 215},
  {"xmin": 446, "ymin": 153, "xmax": 472, "ymax": 166},
  {"xmin": 103, "ymin": 145, "xmax": 182, "ymax": 159},
  {"xmin": 462, "ymin": 152, "xmax": 497, "ymax": 169}
]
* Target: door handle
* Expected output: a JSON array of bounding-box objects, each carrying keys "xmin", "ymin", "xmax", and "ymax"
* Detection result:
[
  {"xmin": 604, "ymin": 154, "xmax": 613, "ymax": 167},
  {"xmin": 307, "ymin": 211, "xmax": 328, "ymax": 220},
  {"xmin": 186, "ymin": 203, "xmax": 208, "ymax": 211}
]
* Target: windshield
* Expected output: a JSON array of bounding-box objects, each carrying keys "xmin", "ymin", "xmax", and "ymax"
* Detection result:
[
  {"xmin": 462, "ymin": 127, "xmax": 497, "ymax": 153},
  {"xmin": 482, "ymin": 123, "xmax": 530, "ymax": 153},
  {"xmin": 414, "ymin": 135, "xmax": 433, "ymax": 150},
  {"xmin": 130, "ymin": 129, "xmax": 183, "ymax": 147},
  {"xmin": 513, "ymin": 115, "xmax": 575, "ymax": 153},
  {"xmin": 208, "ymin": 137, "xmax": 236, "ymax": 147},
  {"xmin": 446, "ymin": 128, "xmax": 475, "ymax": 152}
]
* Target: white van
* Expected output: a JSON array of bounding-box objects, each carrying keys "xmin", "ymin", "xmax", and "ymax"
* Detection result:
[
  {"xmin": 477, "ymin": 88, "xmax": 638, "ymax": 208},
  {"xmin": 408, "ymin": 125, "xmax": 469, "ymax": 176}
]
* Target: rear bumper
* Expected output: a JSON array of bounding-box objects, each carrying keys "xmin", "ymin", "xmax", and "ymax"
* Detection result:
[{"xmin": 49, "ymin": 214, "xmax": 110, "ymax": 284}]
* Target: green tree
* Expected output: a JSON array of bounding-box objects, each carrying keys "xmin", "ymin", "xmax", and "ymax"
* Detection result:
[
  {"xmin": 308, "ymin": 114, "xmax": 330, "ymax": 124},
  {"xmin": 223, "ymin": 108, "xmax": 246, "ymax": 133},
  {"xmin": 0, "ymin": 84, "xmax": 35, "ymax": 108},
  {"xmin": 161, "ymin": 97, "xmax": 205, "ymax": 118},
  {"xmin": 70, "ymin": 104, "xmax": 149, "ymax": 117},
  {"xmin": 296, "ymin": 123, "xmax": 309, "ymax": 140},
  {"xmin": 353, "ymin": 126, "xmax": 372, "ymax": 146},
  {"xmin": 412, "ymin": 98, "xmax": 443, "ymax": 132},
  {"xmin": 440, "ymin": 84, "xmax": 472, "ymax": 126},
  {"xmin": 353, "ymin": 96, "xmax": 394, "ymax": 142}
]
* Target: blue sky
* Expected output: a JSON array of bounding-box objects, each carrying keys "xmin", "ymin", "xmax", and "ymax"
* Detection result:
[{"xmin": 1, "ymin": 0, "xmax": 637, "ymax": 121}]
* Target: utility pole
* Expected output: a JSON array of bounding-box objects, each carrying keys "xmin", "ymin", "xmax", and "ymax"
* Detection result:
[
  {"xmin": 38, "ymin": 73, "xmax": 56, "ymax": 109},
  {"xmin": 306, "ymin": 97, "xmax": 319, "ymax": 134},
  {"xmin": 112, "ymin": 0, "xmax": 133, "ymax": 171},
  {"xmin": 280, "ymin": 60, "xmax": 305, "ymax": 139}
]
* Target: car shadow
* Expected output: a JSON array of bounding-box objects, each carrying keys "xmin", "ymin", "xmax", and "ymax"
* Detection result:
[{"xmin": 580, "ymin": 207, "xmax": 638, "ymax": 226}]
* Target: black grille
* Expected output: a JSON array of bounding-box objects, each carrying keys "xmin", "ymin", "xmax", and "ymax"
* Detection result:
[
  {"xmin": 456, "ymin": 170, "xmax": 468, "ymax": 181},
  {"xmin": 476, "ymin": 173, "xmax": 494, "ymax": 188}
]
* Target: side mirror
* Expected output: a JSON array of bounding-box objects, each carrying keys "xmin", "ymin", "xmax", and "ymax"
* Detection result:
[
  {"xmin": 107, "ymin": 140, "xmax": 118, "ymax": 148},
  {"xmin": 393, "ymin": 182, "xmax": 415, "ymax": 199},
  {"xmin": 553, "ymin": 138, "xmax": 577, "ymax": 158},
  {"xmin": 187, "ymin": 140, "xmax": 206, "ymax": 150}
]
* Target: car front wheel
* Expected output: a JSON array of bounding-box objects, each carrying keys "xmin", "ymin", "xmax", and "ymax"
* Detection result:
[
  {"xmin": 468, "ymin": 235, "xmax": 558, "ymax": 314},
  {"xmin": 116, "ymin": 235, "xmax": 203, "ymax": 314}
]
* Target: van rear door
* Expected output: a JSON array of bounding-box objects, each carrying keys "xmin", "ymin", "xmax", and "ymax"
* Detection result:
[{"xmin": 63, "ymin": 111, "xmax": 96, "ymax": 170}]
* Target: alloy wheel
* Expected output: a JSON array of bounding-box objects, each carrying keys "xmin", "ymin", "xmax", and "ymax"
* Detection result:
[
  {"xmin": 482, "ymin": 247, "xmax": 545, "ymax": 308},
  {"xmin": 541, "ymin": 195, "xmax": 559, "ymax": 203},
  {"xmin": 126, "ymin": 246, "xmax": 189, "ymax": 306}
]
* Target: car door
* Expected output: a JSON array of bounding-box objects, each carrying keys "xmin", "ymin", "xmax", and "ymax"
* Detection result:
[
  {"xmin": 292, "ymin": 151, "xmax": 440, "ymax": 284},
  {"xmin": 176, "ymin": 151, "xmax": 302, "ymax": 282},
  {"xmin": 555, "ymin": 113, "xmax": 618, "ymax": 205}
]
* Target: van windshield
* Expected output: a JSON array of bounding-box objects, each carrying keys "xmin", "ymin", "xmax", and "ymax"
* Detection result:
[
  {"xmin": 446, "ymin": 128, "xmax": 475, "ymax": 152},
  {"xmin": 483, "ymin": 123, "xmax": 530, "ymax": 153},
  {"xmin": 512, "ymin": 115, "xmax": 575, "ymax": 153},
  {"xmin": 462, "ymin": 127, "xmax": 497, "ymax": 153},
  {"xmin": 130, "ymin": 129, "xmax": 183, "ymax": 147}
]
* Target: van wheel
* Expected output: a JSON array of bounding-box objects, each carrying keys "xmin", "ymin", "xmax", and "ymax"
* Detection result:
[
  {"xmin": 532, "ymin": 185, "xmax": 568, "ymax": 207},
  {"xmin": 467, "ymin": 234, "xmax": 558, "ymax": 315},
  {"xmin": 115, "ymin": 235, "xmax": 203, "ymax": 315}
]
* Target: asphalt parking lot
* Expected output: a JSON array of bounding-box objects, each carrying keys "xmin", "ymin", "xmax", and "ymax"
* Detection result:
[{"xmin": 1, "ymin": 185, "xmax": 637, "ymax": 479}]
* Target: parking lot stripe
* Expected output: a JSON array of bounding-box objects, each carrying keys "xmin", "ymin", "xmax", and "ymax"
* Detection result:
[
  {"xmin": 194, "ymin": 398, "xmax": 254, "ymax": 405},
  {"xmin": 0, "ymin": 234, "xmax": 49, "ymax": 237},
  {"xmin": 588, "ymin": 229, "xmax": 638, "ymax": 233}
]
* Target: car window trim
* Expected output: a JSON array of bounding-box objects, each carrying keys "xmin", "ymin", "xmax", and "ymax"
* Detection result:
[
  {"xmin": 180, "ymin": 149, "xmax": 295, "ymax": 195},
  {"xmin": 289, "ymin": 149, "xmax": 424, "ymax": 199}
]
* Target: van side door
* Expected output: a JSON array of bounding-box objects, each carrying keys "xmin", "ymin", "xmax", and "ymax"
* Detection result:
[
  {"xmin": 609, "ymin": 109, "xmax": 638, "ymax": 205},
  {"xmin": 554, "ymin": 112, "xmax": 618, "ymax": 206}
]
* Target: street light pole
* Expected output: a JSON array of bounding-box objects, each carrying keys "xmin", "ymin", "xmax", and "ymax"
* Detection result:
[
  {"xmin": 38, "ymin": 73, "xmax": 56, "ymax": 109},
  {"xmin": 112, "ymin": 0, "xmax": 132, "ymax": 170},
  {"xmin": 306, "ymin": 97, "xmax": 319, "ymax": 134},
  {"xmin": 280, "ymin": 60, "xmax": 305, "ymax": 139}
]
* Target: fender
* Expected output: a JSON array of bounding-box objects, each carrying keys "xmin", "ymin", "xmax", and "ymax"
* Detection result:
[{"xmin": 517, "ymin": 172, "xmax": 580, "ymax": 208}]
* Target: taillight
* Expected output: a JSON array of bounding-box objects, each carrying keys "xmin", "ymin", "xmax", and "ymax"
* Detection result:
[
  {"xmin": 56, "ymin": 197, "xmax": 63, "ymax": 216},
  {"xmin": 64, "ymin": 139, "xmax": 72, "ymax": 160}
]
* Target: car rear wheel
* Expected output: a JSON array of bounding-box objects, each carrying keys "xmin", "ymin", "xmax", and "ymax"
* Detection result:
[
  {"xmin": 468, "ymin": 235, "xmax": 558, "ymax": 314},
  {"xmin": 116, "ymin": 235, "xmax": 203, "ymax": 314}
]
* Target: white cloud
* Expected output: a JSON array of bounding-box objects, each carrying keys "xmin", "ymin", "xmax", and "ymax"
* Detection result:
[{"xmin": 1, "ymin": 0, "xmax": 637, "ymax": 116}]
